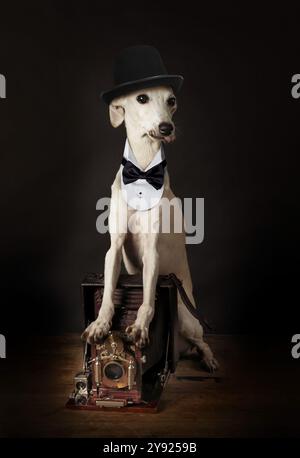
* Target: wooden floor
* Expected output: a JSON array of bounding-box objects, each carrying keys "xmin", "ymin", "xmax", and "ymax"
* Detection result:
[{"xmin": 0, "ymin": 334, "xmax": 300, "ymax": 437}]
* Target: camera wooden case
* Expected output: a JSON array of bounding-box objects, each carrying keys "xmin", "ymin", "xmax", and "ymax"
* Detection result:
[{"xmin": 67, "ymin": 273, "xmax": 179, "ymax": 412}]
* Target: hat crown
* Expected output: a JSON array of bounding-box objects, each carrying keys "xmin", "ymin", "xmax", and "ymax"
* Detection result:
[
  {"xmin": 101, "ymin": 45, "xmax": 183, "ymax": 104},
  {"xmin": 114, "ymin": 45, "xmax": 168, "ymax": 86}
]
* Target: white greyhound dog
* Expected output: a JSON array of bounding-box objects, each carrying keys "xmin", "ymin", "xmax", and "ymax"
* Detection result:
[{"xmin": 82, "ymin": 85, "xmax": 218, "ymax": 371}]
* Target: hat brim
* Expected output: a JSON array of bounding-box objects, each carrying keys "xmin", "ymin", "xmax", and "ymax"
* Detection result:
[{"xmin": 101, "ymin": 74, "xmax": 184, "ymax": 105}]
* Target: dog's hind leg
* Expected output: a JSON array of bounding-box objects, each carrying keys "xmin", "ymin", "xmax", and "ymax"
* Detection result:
[{"xmin": 178, "ymin": 296, "xmax": 219, "ymax": 372}]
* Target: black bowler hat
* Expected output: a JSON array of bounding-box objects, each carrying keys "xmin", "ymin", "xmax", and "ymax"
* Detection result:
[{"xmin": 101, "ymin": 45, "xmax": 184, "ymax": 104}]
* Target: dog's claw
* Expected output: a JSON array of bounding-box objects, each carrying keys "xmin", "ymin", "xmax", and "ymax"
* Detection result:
[
  {"xmin": 126, "ymin": 323, "xmax": 149, "ymax": 348},
  {"xmin": 81, "ymin": 319, "xmax": 111, "ymax": 344},
  {"xmin": 201, "ymin": 356, "xmax": 219, "ymax": 372}
]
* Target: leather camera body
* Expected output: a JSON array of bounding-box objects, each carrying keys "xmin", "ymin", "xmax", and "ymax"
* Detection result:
[{"xmin": 68, "ymin": 273, "xmax": 179, "ymax": 411}]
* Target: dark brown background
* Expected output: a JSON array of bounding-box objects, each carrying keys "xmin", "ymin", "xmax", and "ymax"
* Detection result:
[{"xmin": 0, "ymin": 3, "xmax": 299, "ymax": 336}]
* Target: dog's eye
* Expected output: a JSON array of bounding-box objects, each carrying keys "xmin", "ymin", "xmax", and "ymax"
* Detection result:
[
  {"xmin": 136, "ymin": 94, "xmax": 149, "ymax": 104},
  {"xmin": 167, "ymin": 97, "xmax": 176, "ymax": 107}
]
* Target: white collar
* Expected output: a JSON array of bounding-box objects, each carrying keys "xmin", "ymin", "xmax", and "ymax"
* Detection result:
[
  {"xmin": 123, "ymin": 138, "xmax": 165, "ymax": 169},
  {"xmin": 121, "ymin": 139, "xmax": 166, "ymax": 211}
]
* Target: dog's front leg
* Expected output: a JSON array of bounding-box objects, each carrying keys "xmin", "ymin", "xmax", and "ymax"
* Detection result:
[
  {"xmin": 82, "ymin": 232, "xmax": 125, "ymax": 344},
  {"xmin": 126, "ymin": 232, "xmax": 159, "ymax": 347}
]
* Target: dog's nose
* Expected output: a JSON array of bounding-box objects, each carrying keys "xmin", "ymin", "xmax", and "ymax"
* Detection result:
[{"xmin": 159, "ymin": 122, "xmax": 173, "ymax": 136}]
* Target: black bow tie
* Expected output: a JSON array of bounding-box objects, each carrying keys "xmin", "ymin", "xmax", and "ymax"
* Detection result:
[{"xmin": 121, "ymin": 157, "xmax": 167, "ymax": 190}]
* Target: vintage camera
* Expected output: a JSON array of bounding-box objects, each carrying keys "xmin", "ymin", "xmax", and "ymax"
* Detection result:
[
  {"xmin": 68, "ymin": 273, "xmax": 179, "ymax": 411},
  {"xmin": 71, "ymin": 332, "xmax": 141, "ymax": 408}
]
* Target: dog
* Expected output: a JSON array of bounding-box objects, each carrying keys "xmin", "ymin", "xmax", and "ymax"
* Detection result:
[{"xmin": 82, "ymin": 84, "xmax": 218, "ymax": 372}]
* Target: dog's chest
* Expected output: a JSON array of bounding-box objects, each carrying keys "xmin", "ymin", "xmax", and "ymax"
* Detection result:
[{"xmin": 127, "ymin": 208, "xmax": 160, "ymax": 235}]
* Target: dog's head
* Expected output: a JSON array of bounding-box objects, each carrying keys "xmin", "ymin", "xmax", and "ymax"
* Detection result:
[{"xmin": 109, "ymin": 86, "xmax": 177, "ymax": 144}]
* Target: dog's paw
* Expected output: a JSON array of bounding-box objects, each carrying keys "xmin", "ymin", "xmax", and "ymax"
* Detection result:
[
  {"xmin": 126, "ymin": 323, "xmax": 149, "ymax": 348},
  {"xmin": 201, "ymin": 355, "xmax": 219, "ymax": 373},
  {"xmin": 81, "ymin": 318, "xmax": 111, "ymax": 344}
]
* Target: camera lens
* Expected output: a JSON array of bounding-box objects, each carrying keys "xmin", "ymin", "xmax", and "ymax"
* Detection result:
[{"xmin": 104, "ymin": 362, "xmax": 124, "ymax": 380}]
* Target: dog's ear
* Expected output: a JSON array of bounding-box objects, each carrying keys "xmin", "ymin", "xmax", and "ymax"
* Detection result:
[{"xmin": 109, "ymin": 103, "xmax": 125, "ymax": 128}]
